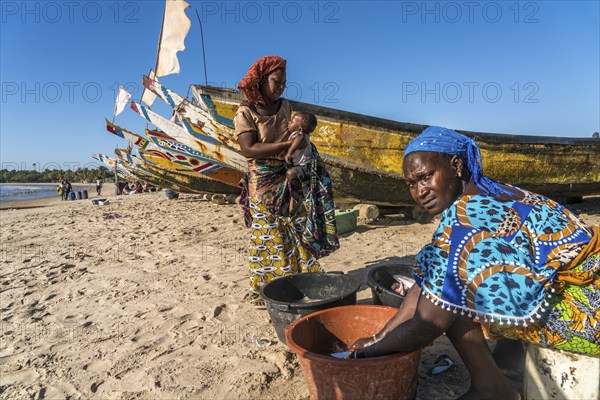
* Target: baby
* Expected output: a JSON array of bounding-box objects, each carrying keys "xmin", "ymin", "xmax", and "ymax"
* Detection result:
[{"xmin": 285, "ymin": 111, "xmax": 318, "ymax": 189}]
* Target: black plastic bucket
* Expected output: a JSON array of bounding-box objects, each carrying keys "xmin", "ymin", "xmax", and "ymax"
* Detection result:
[
  {"xmin": 367, "ymin": 264, "xmax": 415, "ymax": 308},
  {"xmin": 260, "ymin": 272, "xmax": 361, "ymax": 343},
  {"xmin": 82, "ymin": 190, "xmax": 88, "ymax": 199}
]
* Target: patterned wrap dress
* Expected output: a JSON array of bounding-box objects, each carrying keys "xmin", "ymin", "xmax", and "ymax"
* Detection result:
[
  {"xmin": 234, "ymin": 99, "xmax": 322, "ymax": 302},
  {"xmin": 414, "ymin": 190, "xmax": 600, "ymax": 356}
]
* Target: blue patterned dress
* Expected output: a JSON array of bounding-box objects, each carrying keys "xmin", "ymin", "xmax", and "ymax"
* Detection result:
[{"xmin": 414, "ymin": 191, "xmax": 600, "ymax": 355}]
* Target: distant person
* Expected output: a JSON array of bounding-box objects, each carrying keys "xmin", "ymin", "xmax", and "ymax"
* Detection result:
[
  {"xmin": 284, "ymin": 111, "xmax": 319, "ymax": 191},
  {"xmin": 121, "ymin": 183, "xmax": 131, "ymax": 195},
  {"xmin": 130, "ymin": 182, "xmax": 142, "ymax": 194},
  {"xmin": 96, "ymin": 177, "xmax": 103, "ymax": 195},
  {"xmin": 59, "ymin": 180, "xmax": 67, "ymax": 200},
  {"xmin": 56, "ymin": 183, "xmax": 63, "ymax": 199},
  {"xmin": 64, "ymin": 180, "xmax": 72, "ymax": 200}
]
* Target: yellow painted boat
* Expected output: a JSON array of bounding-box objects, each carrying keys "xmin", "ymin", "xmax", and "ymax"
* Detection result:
[{"xmin": 190, "ymin": 85, "xmax": 600, "ymax": 205}]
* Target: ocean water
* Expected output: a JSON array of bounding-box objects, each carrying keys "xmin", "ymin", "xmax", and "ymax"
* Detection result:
[
  {"xmin": 0, "ymin": 184, "xmax": 60, "ymax": 202},
  {"xmin": 0, "ymin": 184, "xmax": 92, "ymax": 202}
]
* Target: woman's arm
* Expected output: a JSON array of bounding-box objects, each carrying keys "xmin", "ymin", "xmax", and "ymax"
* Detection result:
[
  {"xmin": 349, "ymin": 284, "xmax": 421, "ymax": 350},
  {"xmin": 237, "ymin": 131, "xmax": 291, "ymax": 159},
  {"xmin": 358, "ymin": 291, "xmax": 457, "ymax": 357},
  {"xmin": 376, "ymin": 284, "xmax": 421, "ymax": 339}
]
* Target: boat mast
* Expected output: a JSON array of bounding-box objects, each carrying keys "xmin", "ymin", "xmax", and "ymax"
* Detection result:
[
  {"xmin": 154, "ymin": 1, "xmax": 168, "ymax": 76},
  {"xmin": 113, "ymin": 150, "xmax": 119, "ymax": 188},
  {"xmin": 195, "ymin": 9, "xmax": 208, "ymax": 86}
]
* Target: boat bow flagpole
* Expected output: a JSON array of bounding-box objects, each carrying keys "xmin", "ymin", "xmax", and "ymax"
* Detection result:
[{"xmin": 195, "ymin": 9, "xmax": 208, "ymax": 86}]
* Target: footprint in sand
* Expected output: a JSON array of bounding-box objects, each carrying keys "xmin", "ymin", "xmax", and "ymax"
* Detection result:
[
  {"xmin": 0, "ymin": 368, "xmax": 39, "ymax": 386},
  {"xmin": 212, "ymin": 303, "xmax": 239, "ymax": 323}
]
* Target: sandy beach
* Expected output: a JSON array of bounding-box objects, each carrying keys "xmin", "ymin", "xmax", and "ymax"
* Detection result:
[{"xmin": 1, "ymin": 192, "xmax": 598, "ymax": 399}]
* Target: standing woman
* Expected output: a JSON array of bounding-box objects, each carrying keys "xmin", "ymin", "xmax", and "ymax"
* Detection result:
[{"xmin": 235, "ymin": 55, "xmax": 322, "ymax": 304}]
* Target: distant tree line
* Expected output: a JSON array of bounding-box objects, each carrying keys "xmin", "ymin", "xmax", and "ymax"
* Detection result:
[{"xmin": 0, "ymin": 167, "xmax": 113, "ymax": 183}]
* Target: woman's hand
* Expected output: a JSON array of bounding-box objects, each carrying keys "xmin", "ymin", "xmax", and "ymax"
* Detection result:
[
  {"xmin": 238, "ymin": 131, "xmax": 293, "ymax": 159},
  {"xmin": 347, "ymin": 334, "xmax": 381, "ymax": 351}
]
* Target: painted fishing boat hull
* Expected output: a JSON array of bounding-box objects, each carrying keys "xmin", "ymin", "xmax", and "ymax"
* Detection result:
[
  {"xmin": 94, "ymin": 153, "xmax": 166, "ymax": 188},
  {"xmin": 112, "ymin": 149, "xmax": 183, "ymax": 189},
  {"xmin": 190, "ymin": 85, "xmax": 600, "ymax": 204},
  {"xmin": 140, "ymin": 78, "xmax": 600, "ymax": 205},
  {"xmin": 130, "ymin": 101, "xmax": 247, "ymax": 172},
  {"xmin": 137, "ymin": 149, "xmax": 240, "ymax": 195},
  {"xmin": 106, "ymin": 120, "xmax": 243, "ymax": 193},
  {"xmin": 144, "ymin": 129, "xmax": 244, "ymax": 187},
  {"xmin": 142, "ymin": 162, "xmax": 239, "ymax": 195},
  {"xmin": 114, "ymin": 148, "xmax": 237, "ymax": 195}
]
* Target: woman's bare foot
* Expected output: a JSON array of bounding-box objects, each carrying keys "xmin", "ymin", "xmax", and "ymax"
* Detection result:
[{"xmin": 457, "ymin": 381, "xmax": 520, "ymax": 400}]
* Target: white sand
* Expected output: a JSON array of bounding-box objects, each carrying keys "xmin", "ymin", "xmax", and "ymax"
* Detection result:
[{"xmin": 1, "ymin": 192, "xmax": 598, "ymax": 399}]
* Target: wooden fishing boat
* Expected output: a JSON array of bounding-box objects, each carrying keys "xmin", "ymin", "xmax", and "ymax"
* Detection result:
[
  {"xmin": 130, "ymin": 101, "xmax": 246, "ymax": 172},
  {"xmin": 111, "ymin": 149, "xmax": 177, "ymax": 187},
  {"xmin": 137, "ymin": 149, "xmax": 239, "ymax": 195},
  {"xmin": 93, "ymin": 153, "xmax": 166, "ymax": 189},
  {"xmin": 191, "ymin": 85, "xmax": 600, "ymax": 203},
  {"xmin": 93, "ymin": 154, "xmax": 134, "ymax": 180},
  {"xmin": 142, "ymin": 78, "xmax": 600, "ymax": 205},
  {"xmin": 114, "ymin": 148, "xmax": 238, "ymax": 196},
  {"xmin": 106, "ymin": 119, "xmax": 243, "ymax": 187},
  {"xmin": 144, "ymin": 129, "xmax": 244, "ymax": 187}
]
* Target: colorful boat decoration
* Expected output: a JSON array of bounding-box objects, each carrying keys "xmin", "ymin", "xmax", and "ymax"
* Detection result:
[
  {"xmin": 106, "ymin": 119, "xmax": 239, "ymax": 184},
  {"xmin": 142, "ymin": 75, "xmax": 237, "ymax": 149},
  {"xmin": 144, "ymin": 129, "xmax": 244, "ymax": 187},
  {"xmin": 114, "ymin": 147, "xmax": 238, "ymax": 196},
  {"xmin": 93, "ymin": 152, "xmax": 165, "ymax": 189},
  {"xmin": 93, "ymin": 153, "xmax": 133, "ymax": 180},
  {"xmin": 105, "ymin": 120, "xmax": 151, "ymax": 150},
  {"xmin": 112, "ymin": 149, "xmax": 168, "ymax": 183},
  {"xmin": 130, "ymin": 101, "xmax": 247, "ymax": 173},
  {"xmin": 106, "ymin": 118, "xmax": 244, "ymax": 188}
]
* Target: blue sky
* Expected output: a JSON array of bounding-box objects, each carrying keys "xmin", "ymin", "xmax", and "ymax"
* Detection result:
[{"xmin": 1, "ymin": 0, "xmax": 599, "ymax": 171}]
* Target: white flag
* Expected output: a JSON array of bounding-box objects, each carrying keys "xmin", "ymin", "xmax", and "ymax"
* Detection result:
[
  {"xmin": 114, "ymin": 85, "xmax": 132, "ymax": 117},
  {"xmin": 141, "ymin": 70, "xmax": 157, "ymax": 107},
  {"xmin": 156, "ymin": 0, "xmax": 191, "ymax": 77}
]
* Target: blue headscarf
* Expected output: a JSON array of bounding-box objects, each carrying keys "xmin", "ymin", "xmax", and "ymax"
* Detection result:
[{"xmin": 404, "ymin": 126, "xmax": 512, "ymax": 197}]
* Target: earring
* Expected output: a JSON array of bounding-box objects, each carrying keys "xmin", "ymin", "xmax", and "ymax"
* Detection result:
[{"xmin": 457, "ymin": 171, "xmax": 462, "ymax": 178}]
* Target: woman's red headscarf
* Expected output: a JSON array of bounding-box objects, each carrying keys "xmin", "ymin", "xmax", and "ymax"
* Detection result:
[{"xmin": 238, "ymin": 55, "xmax": 286, "ymax": 106}]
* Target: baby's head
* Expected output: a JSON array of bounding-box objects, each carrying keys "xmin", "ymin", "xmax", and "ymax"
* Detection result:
[{"xmin": 288, "ymin": 111, "xmax": 318, "ymax": 134}]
